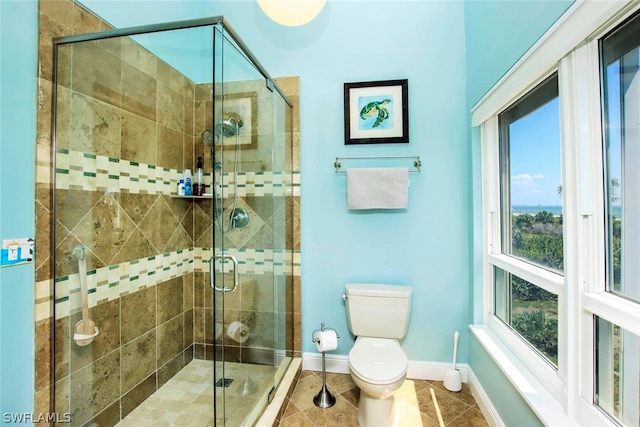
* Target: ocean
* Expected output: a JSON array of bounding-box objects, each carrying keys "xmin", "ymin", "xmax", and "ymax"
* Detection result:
[
  {"xmin": 512, "ymin": 205, "xmax": 622, "ymax": 217},
  {"xmin": 512, "ymin": 205, "xmax": 562, "ymax": 215}
]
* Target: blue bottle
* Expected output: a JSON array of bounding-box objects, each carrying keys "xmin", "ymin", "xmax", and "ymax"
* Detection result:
[{"xmin": 184, "ymin": 169, "xmax": 192, "ymax": 196}]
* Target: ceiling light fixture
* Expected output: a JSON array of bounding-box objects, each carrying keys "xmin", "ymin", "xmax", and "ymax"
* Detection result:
[{"xmin": 257, "ymin": 0, "xmax": 327, "ymax": 27}]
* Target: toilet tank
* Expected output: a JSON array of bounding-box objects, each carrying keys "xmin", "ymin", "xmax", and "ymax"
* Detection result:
[{"xmin": 345, "ymin": 283, "xmax": 412, "ymax": 339}]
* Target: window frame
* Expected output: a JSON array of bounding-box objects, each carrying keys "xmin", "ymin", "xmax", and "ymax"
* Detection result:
[{"xmin": 473, "ymin": 1, "xmax": 640, "ymax": 426}]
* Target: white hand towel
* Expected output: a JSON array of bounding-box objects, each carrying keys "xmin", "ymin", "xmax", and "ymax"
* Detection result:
[{"xmin": 347, "ymin": 167, "xmax": 409, "ymax": 209}]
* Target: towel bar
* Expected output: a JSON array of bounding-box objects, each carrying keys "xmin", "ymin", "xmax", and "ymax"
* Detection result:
[{"xmin": 334, "ymin": 155, "xmax": 421, "ymax": 173}]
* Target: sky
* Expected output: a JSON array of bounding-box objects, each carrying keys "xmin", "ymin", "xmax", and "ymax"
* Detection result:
[
  {"xmin": 509, "ymin": 97, "xmax": 562, "ymax": 207},
  {"xmin": 508, "ymin": 57, "xmax": 626, "ymax": 208}
]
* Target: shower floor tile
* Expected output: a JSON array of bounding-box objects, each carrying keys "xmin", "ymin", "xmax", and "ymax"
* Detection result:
[{"xmin": 116, "ymin": 359, "xmax": 277, "ymax": 427}]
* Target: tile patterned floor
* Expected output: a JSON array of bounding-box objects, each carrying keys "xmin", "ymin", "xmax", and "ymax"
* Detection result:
[
  {"xmin": 280, "ymin": 371, "xmax": 489, "ymax": 427},
  {"xmin": 115, "ymin": 359, "xmax": 276, "ymax": 427},
  {"xmin": 115, "ymin": 361, "xmax": 487, "ymax": 427}
]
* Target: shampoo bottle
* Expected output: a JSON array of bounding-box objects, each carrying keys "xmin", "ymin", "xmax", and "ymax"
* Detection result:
[
  {"xmin": 177, "ymin": 179, "xmax": 185, "ymax": 196},
  {"xmin": 184, "ymin": 169, "xmax": 192, "ymax": 196},
  {"xmin": 195, "ymin": 157, "xmax": 204, "ymax": 196}
]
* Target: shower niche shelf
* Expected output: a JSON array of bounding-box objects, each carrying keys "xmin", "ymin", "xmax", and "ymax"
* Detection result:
[{"xmin": 170, "ymin": 195, "xmax": 213, "ymax": 199}]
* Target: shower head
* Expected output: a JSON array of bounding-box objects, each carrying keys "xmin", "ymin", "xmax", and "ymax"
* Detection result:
[
  {"xmin": 201, "ymin": 112, "xmax": 245, "ymax": 146},
  {"xmin": 214, "ymin": 121, "xmax": 237, "ymax": 138},
  {"xmin": 215, "ymin": 112, "xmax": 244, "ymax": 138},
  {"xmin": 201, "ymin": 129, "xmax": 215, "ymax": 146}
]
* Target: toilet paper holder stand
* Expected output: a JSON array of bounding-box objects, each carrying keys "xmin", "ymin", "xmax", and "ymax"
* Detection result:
[{"xmin": 311, "ymin": 323, "xmax": 340, "ymax": 408}]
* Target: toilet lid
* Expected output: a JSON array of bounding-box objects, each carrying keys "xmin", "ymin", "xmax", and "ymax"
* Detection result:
[{"xmin": 349, "ymin": 337, "xmax": 407, "ymax": 385}]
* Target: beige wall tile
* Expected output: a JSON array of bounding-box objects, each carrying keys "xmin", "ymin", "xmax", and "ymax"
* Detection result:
[
  {"xmin": 39, "ymin": 0, "xmax": 74, "ymax": 29},
  {"xmin": 157, "ymin": 277, "xmax": 184, "ymax": 324},
  {"xmin": 121, "ymin": 109, "xmax": 157, "ymax": 165},
  {"xmin": 138, "ymin": 197, "xmax": 180, "ymax": 253},
  {"xmin": 69, "ymin": 91, "xmax": 122, "ymax": 158},
  {"xmin": 111, "ymin": 228, "xmax": 157, "ymax": 264},
  {"xmin": 121, "ymin": 286, "xmax": 156, "ymax": 345},
  {"xmin": 121, "ymin": 62, "xmax": 158, "ymax": 121},
  {"xmin": 157, "ymin": 82, "xmax": 184, "ymax": 133},
  {"xmin": 69, "ymin": 351, "xmax": 121, "ymax": 426},
  {"xmin": 121, "ymin": 373, "xmax": 157, "ymax": 419},
  {"xmin": 157, "ymin": 125, "xmax": 184, "ymax": 170},
  {"xmin": 121, "ymin": 330, "xmax": 157, "ymax": 393},
  {"xmin": 71, "ymin": 193, "xmax": 135, "ymax": 265},
  {"xmin": 71, "ymin": 42, "xmax": 122, "ymax": 108},
  {"xmin": 72, "ymin": 1, "xmax": 101, "ymax": 34},
  {"xmin": 38, "ymin": 12, "xmax": 73, "ymax": 83},
  {"xmin": 184, "ymin": 310, "xmax": 194, "ymax": 350},
  {"xmin": 157, "ymin": 315, "xmax": 184, "ymax": 367},
  {"xmin": 69, "ymin": 299, "xmax": 120, "ymax": 374}
]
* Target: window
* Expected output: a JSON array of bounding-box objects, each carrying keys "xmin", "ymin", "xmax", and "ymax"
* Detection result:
[
  {"xmin": 596, "ymin": 317, "xmax": 640, "ymax": 426},
  {"xmin": 597, "ymin": 14, "xmax": 640, "ymax": 425},
  {"xmin": 494, "ymin": 267, "xmax": 558, "ymax": 364},
  {"xmin": 499, "ymin": 74, "xmax": 563, "ymax": 273},
  {"xmin": 474, "ymin": 2, "xmax": 640, "ymax": 426},
  {"xmin": 494, "ymin": 74, "xmax": 562, "ymax": 367},
  {"xmin": 601, "ymin": 12, "xmax": 640, "ymax": 304}
]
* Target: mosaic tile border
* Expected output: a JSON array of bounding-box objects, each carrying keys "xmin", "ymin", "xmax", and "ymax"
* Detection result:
[
  {"xmin": 195, "ymin": 247, "xmax": 301, "ymax": 277},
  {"xmin": 50, "ymin": 148, "xmax": 301, "ymax": 196},
  {"xmin": 40, "ymin": 247, "xmax": 301, "ymax": 321},
  {"xmin": 52, "ymin": 249, "xmax": 194, "ymax": 320}
]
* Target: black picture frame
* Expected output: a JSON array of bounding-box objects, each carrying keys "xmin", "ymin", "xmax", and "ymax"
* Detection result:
[{"xmin": 343, "ymin": 79, "xmax": 409, "ymax": 145}]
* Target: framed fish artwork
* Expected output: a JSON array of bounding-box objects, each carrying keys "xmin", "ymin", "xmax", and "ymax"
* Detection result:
[{"xmin": 343, "ymin": 79, "xmax": 409, "ymax": 145}]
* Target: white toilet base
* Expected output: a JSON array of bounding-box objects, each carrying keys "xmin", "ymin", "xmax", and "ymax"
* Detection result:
[{"xmin": 357, "ymin": 389, "xmax": 396, "ymax": 427}]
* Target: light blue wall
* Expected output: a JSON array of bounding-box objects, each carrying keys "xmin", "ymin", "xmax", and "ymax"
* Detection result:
[
  {"xmin": 82, "ymin": 0, "xmax": 472, "ymax": 363},
  {"xmin": 207, "ymin": 0, "xmax": 471, "ymax": 362},
  {"xmin": 0, "ymin": 0, "xmax": 38, "ymax": 419},
  {"xmin": 464, "ymin": 0, "xmax": 574, "ymax": 108},
  {"xmin": 469, "ymin": 334, "xmax": 543, "ymax": 426}
]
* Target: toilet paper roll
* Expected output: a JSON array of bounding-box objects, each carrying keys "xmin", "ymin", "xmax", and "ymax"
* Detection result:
[
  {"xmin": 227, "ymin": 321, "xmax": 250, "ymax": 344},
  {"xmin": 315, "ymin": 330, "xmax": 338, "ymax": 352}
]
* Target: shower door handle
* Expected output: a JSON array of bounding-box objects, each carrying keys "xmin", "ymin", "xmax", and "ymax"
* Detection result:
[{"xmin": 210, "ymin": 254, "xmax": 239, "ymax": 293}]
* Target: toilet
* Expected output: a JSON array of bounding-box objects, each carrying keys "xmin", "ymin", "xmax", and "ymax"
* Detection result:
[{"xmin": 344, "ymin": 283, "xmax": 412, "ymax": 427}]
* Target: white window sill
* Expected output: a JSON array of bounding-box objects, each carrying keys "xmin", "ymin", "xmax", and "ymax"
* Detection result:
[{"xmin": 470, "ymin": 325, "xmax": 580, "ymax": 427}]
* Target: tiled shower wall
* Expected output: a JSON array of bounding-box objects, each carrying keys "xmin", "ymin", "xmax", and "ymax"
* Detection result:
[{"xmin": 34, "ymin": 0, "xmax": 302, "ymax": 424}]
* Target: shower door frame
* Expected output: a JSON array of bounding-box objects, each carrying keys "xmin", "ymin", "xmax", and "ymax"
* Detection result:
[{"xmin": 52, "ymin": 15, "xmax": 293, "ymax": 426}]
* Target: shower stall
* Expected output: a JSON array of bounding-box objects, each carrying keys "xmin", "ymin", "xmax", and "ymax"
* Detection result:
[{"xmin": 51, "ymin": 17, "xmax": 295, "ymax": 426}]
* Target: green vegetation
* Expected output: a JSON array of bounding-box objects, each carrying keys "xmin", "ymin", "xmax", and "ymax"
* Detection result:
[
  {"xmin": 511, "ymin": 273, "xmax": 558, "ymax": 364},
  {"xmin": 509, "ymin": 211, "xmax": 561, "ymax": 364},
  {"xmin": 506, "ymin": 209, "xmax": 621, "ymax": 365},
  {"xmin": 609, "ymin": 217, "xmax": 621, "ymax": 290},
  {"xmin": 511, "ymin": 211, "xmax": 563, "ymax": 272},
  {"xmin": 512, "ymin": 309, "xmax": 558, "ymax": 364}
]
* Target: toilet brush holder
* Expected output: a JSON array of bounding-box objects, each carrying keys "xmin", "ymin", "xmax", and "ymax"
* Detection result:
[{"xmin": 311, "ymin": 323, "xmax": 340, "ymax": 408}]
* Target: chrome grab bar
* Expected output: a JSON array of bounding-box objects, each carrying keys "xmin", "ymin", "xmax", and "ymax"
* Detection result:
[{"xmin": 210, "ymin": 254, "xmax": 239, "ymax": 293}]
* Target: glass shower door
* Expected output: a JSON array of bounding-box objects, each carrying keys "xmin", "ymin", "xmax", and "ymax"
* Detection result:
[
  {"xmin": 211, "ymin": 26, "xmax": 283, "ymax": 426},
  {"xmin": 53, "ymin": 22, "xmax": 220, "ymax": 427}
]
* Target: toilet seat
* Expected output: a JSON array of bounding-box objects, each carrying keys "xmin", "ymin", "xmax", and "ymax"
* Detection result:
[{"xmin": 349, "ymin": 337, "xmax": 407, "ymax": 385}]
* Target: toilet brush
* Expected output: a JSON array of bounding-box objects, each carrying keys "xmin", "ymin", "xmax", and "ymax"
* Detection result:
[{"xmin": 443, "ymin": 331, "xmax": 462, "ymax": 392}]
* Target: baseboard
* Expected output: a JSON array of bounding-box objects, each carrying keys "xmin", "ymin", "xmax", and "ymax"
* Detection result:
[
  {"xmin": 301, "ymin": 352, "xmax": 469, "ymax": 382},
  {"xmin": 302, "ymin": 352, "xmax": 350, "ymax": 374},
  {"xmin": 466, "ymin": 367, "xmax": 505, "ymax": 427}
]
